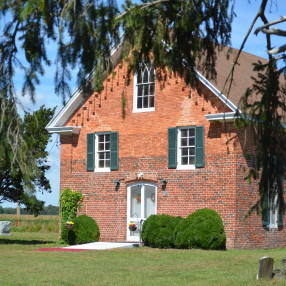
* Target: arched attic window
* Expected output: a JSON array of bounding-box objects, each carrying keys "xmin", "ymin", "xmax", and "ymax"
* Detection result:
[{"xmin": 133, "ymin": 62, "xmax": 155, "ymax": 112}]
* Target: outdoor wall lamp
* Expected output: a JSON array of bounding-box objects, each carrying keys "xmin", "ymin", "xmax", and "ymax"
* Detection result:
[
  {"xmin": 113, "ymin": 179, "xmax": 125, "ymax": 191},
  {"xmin": 160, "ymin": 178, "xmax": 168, "ymax": 187},
  {"xmin": 160, "ymin": 178, "xmax": 168, "ymax": 196},
  {"xmin": 114, "ymin": 179, "xmax": 120, "ymax": 188}
]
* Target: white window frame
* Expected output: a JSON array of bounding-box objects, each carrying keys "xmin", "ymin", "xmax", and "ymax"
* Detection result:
[
  {"xmin": 133, "ymin": 63, "xmax": 155, "ymax": 113},
  {"xmin": 94, "ymin": 132, "xmax": 111, "ymax": 172},
  {"xmin": 177, "ymin": 127, "xmax": 196, "ymax": 170},
  {"xmin": 126, "ymin": 183, "xmax": 157, "ymax": 241}
]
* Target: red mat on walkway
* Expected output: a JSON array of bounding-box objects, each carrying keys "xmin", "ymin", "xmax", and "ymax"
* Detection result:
[{"xmin": 36, "ymin": 247, "xmax": 87, "ymax": 252}]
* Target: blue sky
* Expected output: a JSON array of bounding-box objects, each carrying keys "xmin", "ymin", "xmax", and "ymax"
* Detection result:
[{"xmin": 2, "ymin": 0, "xmax": 286, "ymax": 208}]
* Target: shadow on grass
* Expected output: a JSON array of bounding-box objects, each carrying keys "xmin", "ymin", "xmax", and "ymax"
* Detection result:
[{"xmin": 0, "ymin": 238, "xmax": 55, "ymax": 245}]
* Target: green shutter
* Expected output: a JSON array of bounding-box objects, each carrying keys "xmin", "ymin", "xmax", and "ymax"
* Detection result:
[
  {"xmin": 195, "ymin": 126, "xmax": 204, "ymax": 168},
  {"xmin": 168, "ymin": 128, "xmax": 177, "ymax": 169},
  {"xmin": 278, "ymin": 174, "xmax": 284, "ymax": 228},
  {"xmin": 110, "ymin": 132, "xmax": 118, "ymax": 171},
  {"xmin": 278, "ymin": 198, "xmax": 283, "ymax": 228},
  {"xmin": 86, "ymin": 133, "xmax": 95, "ymax": 171},
  {"xmin": 262, "ymin": 194, "xmax": 270, "ymax": 228}
]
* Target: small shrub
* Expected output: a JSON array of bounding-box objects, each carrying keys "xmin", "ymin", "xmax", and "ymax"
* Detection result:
[
  {"xmin": 61, "ymin": 225, "xmax": 71, "ymax": 244},
  {"xmin": 62, "ymin": 215, "xmax": 100, "ymax": 245},
  {"xmin": 60, "ymin": 188, "xmax": 83, "ymax": 227},
  {"xmin": 175, "ymin": 208, "xmax": 226, "ymax": 250},
  {"xmin": 141, "ymin": 214, "xmax": 182, "ymax": 248}
]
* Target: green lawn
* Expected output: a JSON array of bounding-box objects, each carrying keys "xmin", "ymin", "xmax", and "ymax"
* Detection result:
[{"xmin": 1, "ymin": 231, "xmax": 286, "ymax": 285}]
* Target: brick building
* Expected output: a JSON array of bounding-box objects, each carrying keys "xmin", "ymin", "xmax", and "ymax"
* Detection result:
[{"xmin": 47, "ymin": 46, "xmax": 285, "ymax": 249}]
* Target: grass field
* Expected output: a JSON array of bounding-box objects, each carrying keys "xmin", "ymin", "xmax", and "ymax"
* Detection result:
[
  {"xmin": 0, "ymin": 214, "xmax": 59, "ymax": 232},
  {"xmin": 1, "ymin": 216, "xmax": 286, "ymax": 285}
]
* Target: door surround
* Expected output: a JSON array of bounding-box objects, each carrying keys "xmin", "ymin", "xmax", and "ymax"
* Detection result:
[{"xmin": 126, "ymin": 182, "xmax": 157, "ymax": 241}]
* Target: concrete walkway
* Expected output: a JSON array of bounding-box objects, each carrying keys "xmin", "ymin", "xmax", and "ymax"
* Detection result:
[{"xmin": 64, "ymin": 241, "xmax": 138, "ymax": 250}]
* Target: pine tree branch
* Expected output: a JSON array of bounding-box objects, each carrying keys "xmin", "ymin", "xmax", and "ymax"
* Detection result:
[{"xmin": 115, "ymin": 0, "xmax": 171, "ymax": 20}]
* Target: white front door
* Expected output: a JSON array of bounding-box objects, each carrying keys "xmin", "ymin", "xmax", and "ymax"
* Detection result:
[{"xmin": 127, "ymin": 183, "xmax": 157, "ymax": 241}]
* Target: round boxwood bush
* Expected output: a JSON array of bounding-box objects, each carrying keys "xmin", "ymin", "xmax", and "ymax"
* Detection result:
[
  {"xmin": 141, "ymin": 214, "xmax": 182, "ymax": 248},
  {"xmin": 62, "ymin": 215, "xmax": 100, "ymax": 245},
  {"xmin": 61, "ymin": 225, "xmax": 70, "ymax": 244},
  {"xmin": 174, "ymin": 208, "xmax": 226, "ymax": 250}
]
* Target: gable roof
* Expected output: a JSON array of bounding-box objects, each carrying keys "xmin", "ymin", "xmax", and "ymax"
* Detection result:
[
  {"xmin": 203, "ymin": 46, "xmax": 268, "ymax": 122},
  {"xmin": 46, "ymin": 45, "xmax": 267, "ymax": 134},
  {"xmin": 207, "ymin": 46, "xmax": 267, "ymax": 107}
]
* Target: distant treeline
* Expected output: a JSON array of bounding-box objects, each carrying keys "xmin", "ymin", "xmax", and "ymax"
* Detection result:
[{"xmin": 0, "ymin": 204, "xmax": 59, "ymax": 215}]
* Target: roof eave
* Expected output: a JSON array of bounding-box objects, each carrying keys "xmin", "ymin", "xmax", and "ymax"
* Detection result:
[
  {"xmin": 46, "ymin": 126, "xmax": 81, "ymax": 135},
  {"xmin": 205, "ymin": 111, "xmax": 240, "ymax": 122},
  {"xmin": 45, "ymin": 89, "xmax": 85, "ymax": 131}
]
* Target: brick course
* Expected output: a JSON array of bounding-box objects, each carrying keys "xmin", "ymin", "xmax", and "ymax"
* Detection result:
[{"xmin": 59, "ymin": 62, "xmax": 286, "ymax": 249}]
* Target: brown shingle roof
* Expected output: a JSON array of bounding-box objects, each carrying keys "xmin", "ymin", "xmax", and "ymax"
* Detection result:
[{"xmin": 203, "ymin": 46, "xmax": 268, "ymax": 108}]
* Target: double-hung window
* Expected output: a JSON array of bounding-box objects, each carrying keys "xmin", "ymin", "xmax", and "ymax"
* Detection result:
[
  {"xmin": 86, "ymin": 132, "xmax": 118, "ymax": 172},
  {"xmin": 178, "ymin": 127, "xmax": 196, "ymax": 168},
  {"xmin": 168, "ymin": 126, "xmax": 204, "ymax": 170},
  {"xmin": 96, "ymin": 133, "xmax": 111, "ymax": 170},
  {"xmin": 133, "ymin": 62, "xmax": 155, "ymax": 112}
]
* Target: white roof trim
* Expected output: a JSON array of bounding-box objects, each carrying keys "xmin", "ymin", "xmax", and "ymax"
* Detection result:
[
  {"xmin": 47, "ymin": 126, "xmax": 81, "ymax": 135},
  {"xmin": 195, "ymin": 70, "xmax": 239, "ymax": 113},
  {"xmin": 46, "ymin": 88, "xmax": 85, "ymax": 132},
  {"xmin": 205, "ymin": 112, "xmax": 286, "ymax": 128},
  {"xmin": 46, "ymin": 35, "xmax": 125, "ymax": 134},
  {"xmin": 47, "ymin": 71, "xmax": 240, "ymax": 134},
  {"xmin": 47, "ymin": 39, "xmax": 243, "ymax": 134},
  {"xmin": 205, "ymin": 112, "xmax": 240, "ymax": 122}
]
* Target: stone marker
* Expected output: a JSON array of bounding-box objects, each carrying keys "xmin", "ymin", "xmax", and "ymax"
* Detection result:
[
  {"xmin": 273, "ymin": 268, "xmax": 284, "ymax": 280},
  {"xmin": 0, "ymin": 221, "xmax": 11, "ymax": 236},
  {"xmin": 257, "ymin": 256, "xmax": 274, "ymax": 280},
  {"xmin": 273, "ymin": 259, "xmax": 286, "ymax": 280},
  {"xmin": 281, "ymin": 258, "xmax": 286, "ymax": 275}
]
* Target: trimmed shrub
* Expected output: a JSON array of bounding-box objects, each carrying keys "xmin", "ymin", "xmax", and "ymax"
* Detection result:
[
  {"xmin": 175, "ymin": 208, "xmax": 226, "ymax": 250},
  {"xmin": 61, "ymin": 224, "xmax": 71, "ymax": 244},
  {"xmin": 141, "ymin": 214, "xmax": 182, "ymax": 248},
  {"xmin": 62, "ymin": 215, "xmax": 100, "ymax": 245}
]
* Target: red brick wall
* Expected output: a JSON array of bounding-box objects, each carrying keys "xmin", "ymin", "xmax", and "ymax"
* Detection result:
[{"xmin": 59, "ymin": 62, "xmax": 286, "ymax": 249}]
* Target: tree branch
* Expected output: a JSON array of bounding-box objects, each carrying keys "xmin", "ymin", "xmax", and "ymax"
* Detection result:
[
  {"xmin": 269, "ymin": 44, "xmax": 286, "ymax": 54},
  {"xmin": 222, "ymin": 0, "xmax": 268, "ymax": 97},
  {"xmin": 254, "ymin": 15, "xmax": 286, "ymax": 35},
  {"xmin": 115, "ymin": 0, "xmax": 170, "ymax": 20},
  {"xmin": 262, "ymin": 28, "xmax": 286, "ymax": 37}
]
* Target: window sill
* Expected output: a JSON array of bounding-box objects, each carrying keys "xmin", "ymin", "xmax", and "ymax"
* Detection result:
[
  {"xmin": 133, "ymin": 108, "xmax": 155, "ymax": 113},
  {"xmin": 94, "ymin": 168, "xmax": 111, "ymax": 173},
  {"xmin": 176, "ymin": 165, "xmax": 196, "ymax": 170}
]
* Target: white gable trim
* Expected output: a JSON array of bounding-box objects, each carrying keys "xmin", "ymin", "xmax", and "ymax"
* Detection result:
[
  {"xmin": 46, "ymin": 36, "xmax": 125, "ymax": 135},
  {"xmin": 46, "ymin": 85, "xmax": 84, "ymax": 134},
  {"xmin": 46, "ymin": 58, "xmax": 241, "ymax": 134},
  {"xmin": 195, "ymin": 69, "xmax": 239, "ymax": 113}
]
